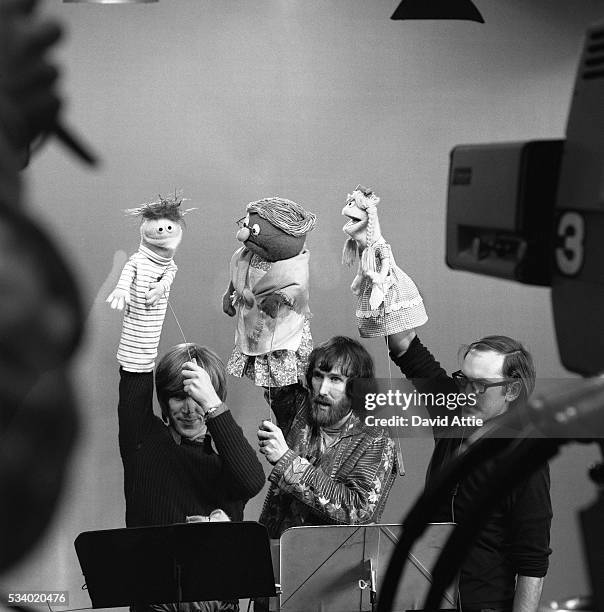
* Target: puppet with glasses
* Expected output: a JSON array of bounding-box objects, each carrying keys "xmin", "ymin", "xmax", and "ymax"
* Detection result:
[{"xmin": 223, "ymin": 197, "xmax": 316, "ymax": 388}]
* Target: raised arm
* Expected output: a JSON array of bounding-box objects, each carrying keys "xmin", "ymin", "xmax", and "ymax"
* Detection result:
[
  {"xmin": 388, "ymin": 333, "xmax": 452, "ymax": 387},
  {"xmin": 117, "ymin": 368, "xmax": 158, "ymax": 460},
  {"xmin": 387, "ymin": 333, "xmax": 458, "ymax": 424},
  {"xmin": 182, "ymin": 361, "xmax": 265, "ymax": 501},
  {"xmin": 387, "ymin": 329, "xmax": 417, "ymax": 358}
]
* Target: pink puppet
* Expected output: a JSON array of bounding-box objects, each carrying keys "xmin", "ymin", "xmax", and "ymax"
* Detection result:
[{"xmin": 342, "ymin": 185, "xmax": 427, "ymax": 338}]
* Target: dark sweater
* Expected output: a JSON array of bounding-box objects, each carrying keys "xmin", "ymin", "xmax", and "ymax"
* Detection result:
[
  {"xmin": 392, "ymin": 336, "xmax": 552, "ymax": 609},
  {"xmin": 118, "ymin": 369, "xmax": 265, "ymax": 527}
]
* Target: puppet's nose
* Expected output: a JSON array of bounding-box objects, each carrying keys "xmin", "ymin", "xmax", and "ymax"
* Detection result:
[{"xmin": 236, "ymin": 227, "xmax": 250, "ymax": 243}]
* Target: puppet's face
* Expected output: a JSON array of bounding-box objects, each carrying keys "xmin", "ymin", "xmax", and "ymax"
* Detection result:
[
  {"xmin": 140, "ymin": 217, "xmax": 183, "ymax": 257},
  {"xmin": 236, "ymin": 212, "xmax": 304, "ymax": 262},
  {"xmin": 342, "ymin": 190, "xmax": 369, "ymax": 241}
]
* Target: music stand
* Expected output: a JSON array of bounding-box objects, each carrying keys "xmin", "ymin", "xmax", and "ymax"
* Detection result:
[
  {"xmin": 276, "ymin": 523, "xmax": 457, "ymax": 612},
  {"xmin": 74, "ymin": 521, "xmax": 276, "ymax": 608}
]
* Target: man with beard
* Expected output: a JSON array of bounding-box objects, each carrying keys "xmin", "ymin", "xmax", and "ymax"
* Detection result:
[{"xmin": 256, "ymin": 336, "xmax": 398, "ymax": 538}]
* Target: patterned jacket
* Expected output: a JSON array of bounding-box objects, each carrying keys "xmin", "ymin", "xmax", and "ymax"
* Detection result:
[{"xmin": 259, "ymin": 384, "xmax": 398, "ymax": 538}]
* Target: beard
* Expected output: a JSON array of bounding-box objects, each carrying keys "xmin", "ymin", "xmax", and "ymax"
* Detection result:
[{"xmin": 310, "ymin": 394, "xmax": 352, "ymax": 428}]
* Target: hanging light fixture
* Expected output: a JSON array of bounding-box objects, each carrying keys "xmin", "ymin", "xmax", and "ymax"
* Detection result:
[
  {"xmin": 391, "ymin": 0, "xmax": 484, "ymax": 23},
  {"xmin": 63, "ymin": 0, "xmax": 158, "ymax": 4}
]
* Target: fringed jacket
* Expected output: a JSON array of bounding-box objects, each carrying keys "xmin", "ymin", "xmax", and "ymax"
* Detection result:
[{"xmin": 259, "ymin": 384, "xmax": 398, "ymax": 538}]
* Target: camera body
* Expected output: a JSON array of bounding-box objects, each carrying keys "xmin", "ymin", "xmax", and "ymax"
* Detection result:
[
  {"xmin": 446, "ymin": 139, "xmax": 563, "ymax": 287},
  {"xmin": 446, "ymin": 21, "xmax": 604, "ymax": 376}
]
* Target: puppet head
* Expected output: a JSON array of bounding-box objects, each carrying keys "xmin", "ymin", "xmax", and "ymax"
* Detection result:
[
  {"xmin": 127, "ymin": 192, "xmax": 194, "ymax": 258},
  {"xmin": 235, "ymin": 197, "xmax": 316, "ymax": 262},
  {"xmin": 342, "ymin": 185, "xmax": 383, "ymax": 267}
]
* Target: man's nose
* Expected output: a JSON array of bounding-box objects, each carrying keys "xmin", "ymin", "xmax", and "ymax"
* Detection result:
[
  {"xmin": 183, "ymin": 398, "xmax": 195, "ymax": 414},
  {"xmin": 318, "ymin": 378, "xmax": 330, "ymax": 396}
]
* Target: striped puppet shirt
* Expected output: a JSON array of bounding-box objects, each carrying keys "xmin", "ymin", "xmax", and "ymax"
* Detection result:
[{"xmin": 116, "ymin": 244, "xmax": 177, "ymax": 372}]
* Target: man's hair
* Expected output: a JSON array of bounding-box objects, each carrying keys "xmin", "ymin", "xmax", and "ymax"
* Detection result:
[
  {"xmin": 155, "ymin": 343, "xmax": 226, "ymax": 418},
  {"xmin": 305, "ymin": 336, "xmax": 375, "ymax": 400},
  {"xmin": 462, "ymin": 335, "xmax": 536, "ymax": 409}
]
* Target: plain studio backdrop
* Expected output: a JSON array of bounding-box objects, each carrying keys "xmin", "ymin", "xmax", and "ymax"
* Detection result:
[{"xmin": 3, "ymin": 0, "xmax": 604, "ymax": 609}]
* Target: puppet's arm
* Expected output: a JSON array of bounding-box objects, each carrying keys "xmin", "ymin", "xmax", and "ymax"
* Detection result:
[
  {"xmin": 106, "ymin": 257, "xmax": 137, "ymax": 311},
  {"xmin": 258, "ymin": 292, "xmax": 289, "ymax": 318},
  {"xmin": 257, "ymin": 274, "xmax": 308, "ymax": 318},
  {"xmin": 146, "ymin": 260, "xmax": 177, "ymax": 307},
  {"xmin": 350, "ymin": 260, "xmax": 363, "ymax": 296},
  {"xmin": 222, "ymin": 280, "xmax": 236, "ymax": 317}
]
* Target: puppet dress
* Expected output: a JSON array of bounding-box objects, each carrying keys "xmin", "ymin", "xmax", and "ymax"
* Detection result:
[
  {"xmin": 226, "ymin": 251, "xmax": 313, "ymax": 387},
  {"xmin": 356, "ymin": 240, "xmax": 427, "ymax": 338}
]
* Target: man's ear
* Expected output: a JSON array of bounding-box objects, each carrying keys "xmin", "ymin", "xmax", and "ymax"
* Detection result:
[{"xmin": 505, "ymin": 380, "xmax": 522, "ymax": 403}]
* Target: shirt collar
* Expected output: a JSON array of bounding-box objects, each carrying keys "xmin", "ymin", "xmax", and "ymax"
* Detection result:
[{"xmin": 139, "ymin": 242, "xmax": 173, "ymax": 265}]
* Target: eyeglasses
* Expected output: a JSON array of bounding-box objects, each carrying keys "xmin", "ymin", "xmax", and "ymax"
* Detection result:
[{"xmin": 451, "ymin": 370, "xmax": 514, "ymax": 395}]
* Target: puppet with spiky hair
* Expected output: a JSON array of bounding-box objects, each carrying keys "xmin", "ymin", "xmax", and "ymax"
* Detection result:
[
  {"xmin": 223, "ymin": 196, "xmax": 316, "ymax": 387},
  {"xmin": 107, "ymin": 192, "xmax": 194, "ymax": 372},
  {"xmin": 342, "ymin": 185, "xmax": 427, "ymax": 338}
]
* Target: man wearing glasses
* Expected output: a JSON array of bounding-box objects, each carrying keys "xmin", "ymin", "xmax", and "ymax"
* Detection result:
[{"xmin": 387, "ymin": 330, "xmax": 552, "ymax": 612}]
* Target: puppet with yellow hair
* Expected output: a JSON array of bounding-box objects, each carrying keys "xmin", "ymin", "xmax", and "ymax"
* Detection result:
[{"xmin": 342, "ymin": 185, "xmax": 427, "ymax": 337}]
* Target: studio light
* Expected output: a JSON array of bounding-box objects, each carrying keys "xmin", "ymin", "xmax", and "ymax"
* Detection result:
[{"xmin": 391, "ymin": 0, "xmax": 484, "ymax": 23}]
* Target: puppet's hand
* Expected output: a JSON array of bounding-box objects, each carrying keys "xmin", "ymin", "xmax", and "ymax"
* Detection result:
[
  {"xmin": 258, "ymin": 293, "xmax": 287, "ymax": 318},
  {"xmin": 106, "ymin": 287, "xmax": 130, "ymax": 311},
  {"xmin": 242, "ymin": 288, "xmax": 256, "ymax": 309},
  {"xmin": 145, "ymin": 281, "xmax": 165, "ymax": 307},
  {"xmin": 222, "ymin": 288, "xmax": 236, "ymax": 317},
  {"xmin": 366, "ymin": 270, "xmax": 386, "ymax": 284}
]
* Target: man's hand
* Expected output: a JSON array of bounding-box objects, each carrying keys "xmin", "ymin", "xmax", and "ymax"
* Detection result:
[
  {"xmin": 386, "ymin": 329, "xmax": 416, "ymax": 357},
  {"xmin": 186, "ymin": 509, "xmax": 230, "ymax": 523},
  {"xmin": 257, "ymin": 420, "xmax": 288, "ymax": 465},
  {"xmin": 182, "ymin": 361, "xmax": 221, "ymax": 412}
]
